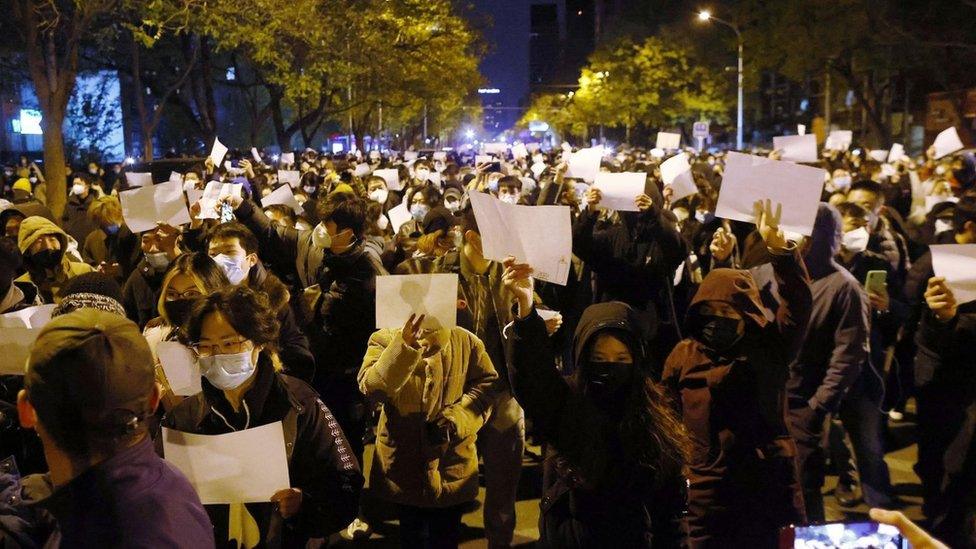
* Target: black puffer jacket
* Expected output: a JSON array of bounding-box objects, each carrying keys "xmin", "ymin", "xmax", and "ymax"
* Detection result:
[{"xmin": 506, "ymin": 302, "xmax": 686, "ymax": 548}]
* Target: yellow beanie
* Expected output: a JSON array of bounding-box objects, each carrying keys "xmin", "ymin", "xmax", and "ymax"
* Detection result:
[
  {"xmin": 331, "ymin": 183, "xmax": 354, "ymax": 196},
  {"xmin": 13, "ymin": 178, "xmax": 32, "ymax": 193}
]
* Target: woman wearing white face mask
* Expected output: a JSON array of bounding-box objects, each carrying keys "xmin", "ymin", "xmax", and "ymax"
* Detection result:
[{"xmin": 165, "ymin": 286, "xmax": 363, "ymax": 548}]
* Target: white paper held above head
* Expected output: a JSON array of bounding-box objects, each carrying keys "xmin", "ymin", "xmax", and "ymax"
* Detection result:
[
  {"xmin": 714, "ymin": 152, "xmax": 826, "ymax": 236},
  {"xmin": 375, "ymin": 274, "xmax": 458, "ymax": 330},
  {"xmin": 261, "ymin": 185, "xmax": 301, "ymax": 214},
  {"xmin": 592, "ymin": 172, "xmax": 645, "ymax": 212},
  {"xmin": 277, "ymin": 170, "xmax": 301, "ymax": 189},
  {"xmin": 772, "ymin": 134, "xmax": 818, "ymax": 163},
  {"xmin": 279, "ymin": 152, "xmax": 295, "ymax": 166},
  {"xmin": 197, "ymin": 182, "xmax": 243, "ymax": 220},
  {"xmin": 119, "ymin": 180, "xmax": 192, "ymax": 233},
  {"xmin": 387, "ymin": 203, "xmax": 412, "ymax": 234},
  {"xmin": 373, "ymin": 169, "xmax": 401, "ymax": 191},
  {"xmin": 565, "ymin": 145, "xmax": 604, "ymax": 183},
  {"xmin": 659, "ymin": 153, "xmax": 698, "ymax": 201},
  {"xmin": 930, "ymin": 244, "xmax": 976, "ymax": 304},
  {"xmin": 933, "ymin": 127, "xmax": 964, "ymax": 159},
  {"xmin": 468, "ymin": 192, "xmax": 572, "ymax": 285},
  {"xmin": 656, "ymin": 132, "xmax": 681, "ymax": 150},
  {"xmin": 162, "ymin": 422, "xmax": 290, "ymax": 504},
  {"xmin": 125, "ymin": 172, "xmax": 153, "ymax": 188},
  {"xmin": 888, "ymin": 143, "xmax": 905, "ymax": 163},
  {"xmin": 824, "ymin": 130, "xmax": 853, "ymax": 151},
  {"xmin": 797, "ymin": 124, "xmax": 806, "ymax": 136},
  {"xmin": 209, "ymin": 137, "xmax": 228, "ymax": 167}
]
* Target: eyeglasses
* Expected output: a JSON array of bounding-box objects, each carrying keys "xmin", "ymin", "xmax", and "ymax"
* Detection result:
[
  {"xmin": 189, "ymin": 338, "xmax": 252, "ymax": 358},
  {"xmin": 165, "ymin": 289, "xmax": 203, "ymax": 301}
]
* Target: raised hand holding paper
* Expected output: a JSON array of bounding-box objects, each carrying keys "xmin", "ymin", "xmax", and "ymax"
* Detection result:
[
  {"xmin": 279, "ymin": 152, "xmax": 295, "ymax": 166},
  {"xmin": 119, "ymin": 180, "xmax": 192, "ymax": 233},
  {"xmin": 660, "ymin": 153, "xmax": 697, "ymax": 201},
  {"xmin": 824, "ymin": 130, "xmax": 853, "ymax": 151},
  {"xmin": 375, "ymin": 274, "xmax": 458, "ymax": 330},
  {"xmin": 162, "ymin": 422, "xmax": 290, "ymax": 504},
  {"xmin": 592, "ymin": 172, "xmax": 645, "ymax": 212},
  {"xmin": 772, "ymin": 134, "xmax": 818, "ymax": 163},
  {"xmin": 930, "ymin": 244, "xmax": 976, "ymax": 304},
  {"xmin": 933, "ymin": 127, "xmax": 964, "ymax": 159},
  {"xmin": 469, "ymin": 192, "xmax": 572, "ymax": 285},
  {"xmin": 374, "ymin": 168, "xmax": 401, "ymax": 191},
  {"xmin": 714, "ymin": 152, "xmax": 825, "ymax": 236},
  {"xmin": 656, "ymin": 132, "xmax": 681, "ymax": 150},
  {"xmin": 387, "ymin": 203, "xmax": 412, "ymax": 233},
  {"xmin": 209, "ymin": 137, "xmax": 228, "ymax": 167},
  {"xmin": 888, "ymin": 143, "xmax": 905, "ymax": 162},
  {"xmin": 197, "ymin": 182, "xmax": 242, "ymax": 220},
  {"xmin": 512, "ymin": 143, "xmax": 528, "ymax": 159},
  {"xmin": 261, "ymin": 184, "xmax": 301, "ymax": 214}
]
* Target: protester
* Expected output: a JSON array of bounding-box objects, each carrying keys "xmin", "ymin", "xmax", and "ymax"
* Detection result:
[
  {"xmin": 16, "ymin": 309, "xmax": 214, "ymax": 547},
  {"xmin": 167, "ymin": 286, "xmax": 363, "ymax": 547},
  {"xmin": 61, "ymin": 173, "xmax": 98, "ymax": 246},
  {"xmin": 359, "ymin": 313, "xmax": 498, "ymax": 549},
  {"xmin": 15, "ymin": 216, "xmax": 94, "ymax": 303},
  {"xmin": 121, "ymin": 223, "xmax": 183, "ymax": 329}
]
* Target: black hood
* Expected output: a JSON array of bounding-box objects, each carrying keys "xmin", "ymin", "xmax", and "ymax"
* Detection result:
[{"xmin": 572, "ymin": 301, "xmax": 649, "ymax": 368}]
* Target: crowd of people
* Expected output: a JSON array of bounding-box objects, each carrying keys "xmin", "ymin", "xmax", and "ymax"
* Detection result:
[{"xmin": 0, "ymin": 135, "xmax": 972, "ymax": 548}]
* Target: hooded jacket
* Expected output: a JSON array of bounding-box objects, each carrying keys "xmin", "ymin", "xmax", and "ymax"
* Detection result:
[
  {"xmin": 60, "ymin": 192, "xmax": 96, "ymax": 247},
  {"xmin": 15, "ymin": 216, "xmax": 93, "ymax": 303},
  {"xmin": 663, "ymin": 246, "xmax": 811, "ymax": 547},
  {"xmin": 505, "ymin": 302, "xmax": 685, "ymax": 548}
]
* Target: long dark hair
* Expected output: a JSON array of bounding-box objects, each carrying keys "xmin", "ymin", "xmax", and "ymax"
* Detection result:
[{"xmin": 573, "ymin": 331, "xmax": 690, "ymax": 486}]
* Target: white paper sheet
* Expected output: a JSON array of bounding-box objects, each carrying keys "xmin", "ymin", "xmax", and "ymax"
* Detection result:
[
  {"xmin": 484, "ymin": 143, "xmax": 509, "ymax": 155},
  {"xmin": 565, "ymin": 146, "xmax": 604, "ymax": 183},
  {"xmin": 119, "ymin": 180, "xmax": 192, "ymax": 233},
  {"xmin": 526, "ymin": 143, "xmax": 541, "ymax": 154},
  {"xmin": 261, "ymin": 185, "xmax": 301, "ymax": 213},
  {"xmin": 0, "ymin": 305, "xmax": 56, "ymax": 375},
  {"xmin": 474, "ymin": 155, "xmax": 494, "ymax": 166},
  {"xmin": 374, "ymin": 169, "xmax": 401, "ymax": 191},
  {"xmin": 375, "ymin": 274, "xmax": 458, "ymax": 330},
  {"xmin": 888, "ymin": 143, "xmax": 905, "ymax": 162},
  {"xmin": 433, "ymin": 151, "xmax": 447, "ymax": 161},
  {"xmin": 592, "ymin": 172, "xmax": 645, "ymax": 212},
  {"xmin": 934, "ymin": 127, "xmax": 964, "ymax": 159},
  {"xmin": 930, "ymin": 244, "xmax": 976, "ymax": 304},
  {"xmin": 512, "ymin": 143, "xmax": 528, "ymax": 159},
  {"xmin": 469, "ymin": 192, "xmax": 572, "ymax": 285},
  {"xmin": 168, "ymin": 172, "xmax": 184, "ymax": 186},
  {"xmin": 197, "ymin": 182, "xmax": 243, "ymax": 220},
  {"xmin": 250, "ymin": 147, "xmax": 262, "ymax": 163},
  {"xmin": 156, "ymin": 341, "xmax": 201, "ymax": 397},
  {"xmin": 125, "ymin": 172, "xmax": 153, "ymax": 188},
  {"xmin": 162, "ymin": 422, "xmax": 290, "ymax": 504},
  {"xmin": 276, "ymin": 170, "xmax": 300, "ymax": 190},
  {"xmin": 388, "ymin": 203, "xmax": 412, "ymax": 233},
  {"xmin": 867, "ymin": 150, "xmax": 888, "ymax": 162},
  {"xmin": 714, "ymin": 152, "xmax": 826, "ymax": 236},
  {"xmin": 209, "ymin": 137, "xmax": 228, "ymax": 167},
  {"xmin": 560, "ymin": 142, "xmax": 573, "ymax": 153},
  {"xmin": 530, "ymin": 162, "xmax": 546, "ymax": 179},
  {"xmin": 428, "ymin": 172, "xmax": 442, "ymax": 186},
  {"xmin": 773, "ymin": 134, "xmax": 818, "ymax": 163},
  {"xmin": 656, "ymin": 132, "xmax": 681, "ymax": 150},
  {"xmin": 660, "ymin": 153, "xmax": 697, "ymax": 201},
  {"xmin": 404, "ymin": 151, "xmax": 418, "ymax": 161},
  {"xmin": 797, "ymin": 124, "xmax": 806, "ymax": 136},
  {"xmin": 537, "ymin": 309, "xmax": 561, "ymax": 322},
  {"xmin": 354, "ymin": 163, "xmax": 371, "ymax": 177},
  {"xmin": 279, "ymin": 152, "xmax": 295, "ymax": 166},
  {"xmin": 824, "ymin": 130, "xmax": 852, "ymax": 151}
]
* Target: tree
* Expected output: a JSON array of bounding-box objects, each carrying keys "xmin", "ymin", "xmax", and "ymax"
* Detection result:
[{"xmin": 63, "ymin": 74, "xmax": 123, "ymax": 163}]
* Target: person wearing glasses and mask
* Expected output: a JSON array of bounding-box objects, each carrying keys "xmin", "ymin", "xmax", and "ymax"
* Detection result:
[
  {"xmin": 121, "ymin": 223, "xmax": 183, "ymax": 329},
  {"xmin": 164, "ymin": 286, "xmax": 363, "ymax": 548}
]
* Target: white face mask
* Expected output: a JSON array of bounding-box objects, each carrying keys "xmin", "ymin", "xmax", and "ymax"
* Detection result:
[
  {"xmin": 70, "ymin": 183, "xmax": 86, "ymax": 195},
  {"xmin": 841, "ymin": 227, "xmax": 870, "ymax": 253},
  {"xmin": 311, "ymin": 222, "xmax": 332, "ymax": 249},
  {"xmin": 444, "ymin": 199, "xmax": 461, "ymax": 213},
  {"xmin": 198, "ymin": 350, "xmax": 255, "ymax": 390},
  {"xmin": 832, "ymin": 176, "xmax": 852, "ymax": 191},
  {"xmin": 145, "ymin": 251, "xmax": 171, "ymax": 270},
  {"xmin": 415, "ymin": 169, "xmax": 430, "ymax": 181},
  {"xmin": 499, "ymin": 193, "xmax": 520, "ymax": 205},
  {"xmin": 213, "ymin": 253, "xmax": 248, "ymax": 285},
  {"xmin": 935, "ymin": 165, "xmax": 947, "ymax": 176},
  {"xmin": 88, "ymin": 167, "xmax": 98, "ymax": 175},
  {"xmin": 369, "ymin": 188, "xmax": 389, "ymax": 204},
  {"xmin": 934, "ymin": 218, "xmax": 954, "ymax": 235}
]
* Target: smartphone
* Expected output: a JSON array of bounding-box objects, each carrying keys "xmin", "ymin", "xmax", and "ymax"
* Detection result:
[
  {"xmin": 865, "ymin": 270, "xmax": 887, "ymax": 295},
  {"xmin": 780, "ymin": 521, "xmax": 907, "ymax": 549}
]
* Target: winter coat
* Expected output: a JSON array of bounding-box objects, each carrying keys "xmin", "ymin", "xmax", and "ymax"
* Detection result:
[
  {"xmin": 162, "ymin": 358, "xmax": 363, "ymax": 548},
  {"xmin": 663, "ymin": 247, "xmax": 812, "ymax": 548},
  {"xmin": 60, "ymin": 193, "xmax": 96, "ymax": 247},
  {"xmin": 505, "ymin": 302, "xmax": 686, "ymax": 548},
  {"xmin": 15, "ymin": 216, "xmax": 93, "ymax": 303},
  {"xmin": 121, "ymin": 258, "xmax": 167, "ymax": 330},
  {"xmin": 247, "ymin": 262, "xmax": 316, "ymax": 384},
  {"xmin": 358, "ymin": 327, "xmax": 497, "ymax": 508},
  {"xmin": 914, "ymin": 303, "xmax": 976, "ymax": 548},
  {"xmin": 80, "ymin": 225, "xmax": 140, "ymax": 280}
]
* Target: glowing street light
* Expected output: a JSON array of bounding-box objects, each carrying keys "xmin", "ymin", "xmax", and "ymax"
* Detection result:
[
  {"xmin": 698, "ymin": 10, "xmax": 711, "ymax": 21},
  {"xmin": 465, "ymin": 129, "xmax": 475, "ymax": 139},
  {"xmin": 697, "ymin": 9, "xmax": 743, "ymax": 150}
]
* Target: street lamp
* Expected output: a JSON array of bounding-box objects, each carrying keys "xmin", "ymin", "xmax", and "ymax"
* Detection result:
[{"xmin": 697, "ymin": 10, "xmax": 744, "ymax": 150}]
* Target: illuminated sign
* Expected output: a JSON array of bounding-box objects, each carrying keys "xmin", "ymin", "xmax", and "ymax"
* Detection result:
[
  {"xmin": 478, "ymin": 88, "xmax": 501, "ymax": 94},
  {"xmin": 19, "ymin": 109, "xmax": 42, "ymax": 135}
]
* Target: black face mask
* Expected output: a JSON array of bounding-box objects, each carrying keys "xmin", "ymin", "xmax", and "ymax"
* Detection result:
[
  {"xmin": 163, "ymin": 298, "xmax": 196, "ymax": 327},
  {"xmin": 699, "ymin": 316, "xmax": 744, "ymax": 353},
  {"xmin": 29, "ymin": 248, "xmax": 61, "ymax": 270},
  {"xmin": 580, "ymin": 361, "xmax": 633, "ymax": 407}
]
